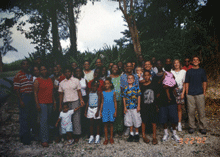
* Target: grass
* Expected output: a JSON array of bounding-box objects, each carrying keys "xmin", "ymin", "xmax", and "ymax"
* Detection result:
[{"xmin": 0, "ymin": 70, "xmax": 19, "ymax": 79}]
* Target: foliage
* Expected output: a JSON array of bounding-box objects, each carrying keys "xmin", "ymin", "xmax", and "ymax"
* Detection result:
[{"xmin": 0, "ymin": 77, "xmax": 16, "ymax": 97}]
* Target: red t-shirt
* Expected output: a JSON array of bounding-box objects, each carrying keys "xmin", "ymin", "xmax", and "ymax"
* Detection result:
[
  {"xmin": 58, "ymin": 74, "xmax": 66, "ymax": 83},
  {"xmin": 182, "ymin": 65, "xmax": 193, "ymax": 71},
  {"xmin": 36, "ymin": 77, "xmax": 53, "ymax": 104},
  {"xmin": 88, "ymin": 79, "xmax": 104, "ymax": 92}
]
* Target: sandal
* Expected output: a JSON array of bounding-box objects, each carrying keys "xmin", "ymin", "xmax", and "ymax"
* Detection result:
[
  {"xmin": 152, "ymin": 138, "xmax": 158, "ymax": 145},
  {"xmin": 143, "ymin": 137, "xmax": 150, "ymax": 144},
  {"xmin": 103, "ymin": 139, "xmax": 108, "ymax": 145},
  {"xmin": 110, "ymin": 138, "xmax": 114, "ymax": 144},
  {"xmin": 41, "ymin": 142, "xmax": 49, "ymax": 147}
]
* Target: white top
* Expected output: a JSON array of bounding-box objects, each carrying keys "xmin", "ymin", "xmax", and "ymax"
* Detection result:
[
  {"xmin": 152, "ymin": 67, "xmax": 158, "ymax": 74},
  {"xmin": 171, "ymin": 69, "xmax": 186, "ymax": 89},
  {"xmin": 33, "ymin": 76, "xmax": 37, "ymax": 82},
  {"xmin": 84, "ymin": 70, "xmax": 94, "ymax": 83},
  {"xmin": 59, "ymin": 110, "xmax": 74, "ymax": 128},
  {"xmin": 80, "ymin": 78, "xmax": 87, "ymax": 96}
]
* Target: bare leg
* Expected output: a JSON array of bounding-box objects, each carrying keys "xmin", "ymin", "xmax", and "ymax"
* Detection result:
[
  {"xmin": 135, "ymin": 127, "xmax": 139, "ymax": 133},
  {"xmin": 130, "ymin": 126, "xmax": 134, "ymax": 133},
  {"xmin": 104, "ymin": 123, "xmax": 108, "ymax": 140},
  {"xmin": 96, "ymin": 119, "xmax": 100, "ymax": 135},
  {"xmin": 163, "ymin": 123, "xmax": 168, "ymax": 129},
  {"xmin": 90, "ymin": 119, "xmax": 94, "ymax": 136},
  {"xmin": 66, "ymin": 132, "xmax": 72, "ymax": 140},
  {"xmin": 152, "ymin": 123, "xmax": 156, "ymax": 139},
  {"xmin": 178, "ymin": 104, "xmax": 182, "ymax": 123},
  {"xmin": 141, "ymin": 122, "xmax": 146, "ymax": 138},
  {"xmin": 110, "ymin": 123, "xmax": 114, "ymax": 139}
]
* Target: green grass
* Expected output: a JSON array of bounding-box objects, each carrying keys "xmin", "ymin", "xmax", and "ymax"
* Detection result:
[{"xmin": 0, "ymin": 70, "xmax": 19, "ymax": 79}]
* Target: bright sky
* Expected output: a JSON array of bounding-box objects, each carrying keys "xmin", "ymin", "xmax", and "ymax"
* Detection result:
[{"xmin": 0, "ymin": 0, "xmax": 127, "ymax": 63}]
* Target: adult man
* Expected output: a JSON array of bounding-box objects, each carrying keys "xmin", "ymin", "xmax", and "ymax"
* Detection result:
[
  {"xmin": 93, "ymin": 59, "xmax": 103, "ymax": 72},
  {"xmin": 185, "ymin": 55, "xmax": 207, "ymax": 134},
  {"xmin": 14, "ymin": 60, "xmax": 37, "ymax": 145}
]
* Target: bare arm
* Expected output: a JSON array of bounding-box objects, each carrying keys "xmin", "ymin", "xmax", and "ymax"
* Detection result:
[
  {"xmin": 185, "ymin": 83, "xmax": 189, "ymax": 95},
  {"xmin": 55, "ymin": 118, "xmax": 61, "ymax": 127},
  {"xmin": 123, "ymin": 97, "xmax": 127, "ymax": 114},
  {"xmin": 113, "ymin": 92, "xmax": 117, "ymax": 117},
  {"xmin": 33, "ymin": 80, "xmax": 40, "ymax": 111},
  {"xmin": 100, "ymin": 92, "xmax": 104, "ymax": 117},
  {"xmin": 59, "ymin": 92, "xmax": 64, "ymax": 112},
  {"xmin": 137, "ymin": 96, "xmax": 141, "ymax": 112},
  {"xmin": 96, "ymin": 91, "xmax": 102, "ymax": 117},
  {"xmin": 15, "ymin": 89, "xmax": 25, "ymax": 108},
  {"xmin": 203, "ymin": 82, "xmax": 207, "ymax": 96},
  {"xmin": 77, "ymin": 89, "xmax": 85, "ymax": 107}
]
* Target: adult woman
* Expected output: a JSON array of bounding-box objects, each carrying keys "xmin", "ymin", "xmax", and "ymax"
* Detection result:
[
  {"xmin": 110, "ymin": 64, "xmax": 123, "ymax": 135},
  {"xmin": 74, "ymin": 67, "xmax": 88, "ymax": 136},
  {"xmin": 171, "ymin": 59, "xmax": 186, "ymax": 131},
  {"xmin": 83, "ymin": 60, "xmax": 94, "ymax": 82},
  {"xmin": 34, "ymin": 65, "xmax": 56, "ymax": 147}
]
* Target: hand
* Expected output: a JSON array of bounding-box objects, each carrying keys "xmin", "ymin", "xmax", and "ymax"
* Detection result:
[
  {"xmin": 55, "ymin": 123, "xmax": 58, "ymax": 127},
  {"xmin": 180, "ymin": 93, "xmax": 184, "ymax": 99},
  {"xmin": 59, "ymin": 106, "xmax": 62, "ymax": 112},
  {"xmin": 95, "ymin": 111, "xmax": 99, "ymax": 118},
  {"xmin": 84, "ymin": 112, "xmax": 87, "ymax": 118},
  {"xmin": 124, "ymin": 108, "xmax": 127, "ymax": 114},
  {"xmin": 20, "ymin": 100, "xmax": 25, "ymax": 108},
  {"xmin": 100, "ymin": 112, "xmax": 102, "ymax": 117},
  {"xmin": 53, "ymin": 103, "xmax": 56, "ymax": 111},
  {"xmin": 114, "ymin": 112, "xmax": 117, "ymax": 118},
  {"xmin": 203, "ymin": 93, "xmax": 206, "ymax": 97},
  {"xmin": 36, "ymin": 104, "xmax": 41, "ymax": 112},
  {"xmin": 80, "ymin": 100, "xmax": 85, "ymax": 107},
  {"xmin": 137, "ymin": 106, "xmax": 140, "ymax": 112}
]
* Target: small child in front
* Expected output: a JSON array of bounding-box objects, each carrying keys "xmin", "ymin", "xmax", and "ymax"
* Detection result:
[
  {"xmin": 55, "ymin": 104, "xmax": 80, "ymax": 145},
  {"xmin": 122, "ymin": 74, "xmax": 142, "ymax": 142},
  {"xmin": 100, "ymin": 78, "xmax": 117, "ymax": 145}
]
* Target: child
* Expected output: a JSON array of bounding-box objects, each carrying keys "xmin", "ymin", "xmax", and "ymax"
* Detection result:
[
  {"xmin": 122, "ymin": 74, "xmax": 142, "ymax": 142},
  {"xmin": 100, "ymin": 66, "xmax": 108, "ymax": 81},
  {"xmin": 55, "ymin": 104, "xmax": 80, "ymax": 145},
  {"xmin": 84, "ymin": 80, "xmax": 102, "ymax": 144},
  {"xmin": 161, "ymin": 63, "xmax": 176, "ymax": 102},
  {"xmin": 140, "ymin": 70, "xmax": 158, "ymax": 145},
  {"xmin": 135, "ymin": 66, "xmax": 144, "ymax": 82},
  {"xmin": 100, "ymin": 78, "xmax": 117, "ymax": 145}
]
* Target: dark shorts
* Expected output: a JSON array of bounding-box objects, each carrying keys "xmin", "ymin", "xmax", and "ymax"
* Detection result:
[
  {"xmin": 159, "ymin": 104, "xmax": 178, "ymax": 124},
  {"xmin": 140, "ymin": 103, "xmax": 158, "ymax": 124}
]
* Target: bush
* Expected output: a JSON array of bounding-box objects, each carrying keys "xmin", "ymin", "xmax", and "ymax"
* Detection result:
[{"xmin": 3, "ymin": 59, "xmax": 23, "ymax": 72}]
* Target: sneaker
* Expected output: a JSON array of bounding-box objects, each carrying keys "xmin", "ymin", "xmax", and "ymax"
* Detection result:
[
  {"xmin": 171, "ymin": 126, "xmax": 178, "ymax": 132},
  {"xmin": 134, "ymin": 134, "xmax": 140, "ymax": 142},
  {"xmin": 171, "ymin": 134, "xmax": 180, "ymax": 143},
  {"xmin": 188, "ymin": 128, "xmax": 195, "ymax": 134},
  {"xmin": 67, "ymin": 139, "xmax": 74, "ymax": 145},
  {"xmin": 177, "ymin": 125, "xmax": 182, "ymax": 132},
  {"xmin": 127, "ymin": 135, "xmax": 134, "ymax": 142},
  {"xmin": 88, "ymin": 136, "xmax": 94, "ymax": 144},
  {"xmin": 162, "ymin": 134, "xmax": 169, "ymax": 142},
  {"xmin": 95, "ymin": 135, "xmax": 100, "ymax": 144},
  {"xmin": 199, "ymin": 129, "xmax": 206, "ymax": 135},
  {"xmin": 124, "ymin": 128, "xmax": 130, "ymax": 136}
]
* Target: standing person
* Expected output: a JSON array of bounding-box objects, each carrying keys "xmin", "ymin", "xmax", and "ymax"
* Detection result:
[
  {"xmin": 117, "ymin": 61, "xmax": 123, "ymax": 74},
  {"xmin": 83, "ymin": 60, "xmax": 94, "ymax": 83},
  {"xmin": 137, "ymin": 55, "xmax": 145, "ymax": 68},
  {"xmin": 84, "ymin": 81, "xmax": 101, "ymax": 144},
  {"xmin": 56, "ymin": 64, "xmax": 62, "ymax": 74},
  {"xmin": 58, "ymin": 67, "xmax": 85, "ymax": 143},
  {"xmin": 132, "ymin": 60, "xmax": 136, "ymax": 74},
  {"xmin": 88, "ymin": 67, "xmax": 105, "ymax": 92},
  {"xmin": 14, "ymin": 60, "xmax": 37, "ymax": 145},
  {"xmin": 107, "ymin": 62, "xmax": 113, "ymax": 76},
  {"xmin": 143, "ymin": 60, "xmax": 156, "ymax": 80},
  {"xmin": 171, "ymin": 59, "xmax": 186, "ymax": 131},
  {"xmin": 33, "ymin": 66, "xmax": 40, "ymax": 82},
  {"xmin": 93, "ymin": 59, "xmax": 103, "ymax": 72},
  {"xmin": 182, "ymin": 57, "xmax": 193, "ymax": 71},
  {"xmin": 33, "ymin": 65, "xmax": 56, "ymax": 147},
  {"xmin": 154, "ymin": 60, "xmax": 180, "ymax": 143},
  {"xmin": 122, "ymin": 74, "xmax": 142, "ymax": 142},
  {"xmin": 110, "ymin": 64, "xmax": 123, "ymax": 135},
  {"xmin": 100, "ymin": 66, "xmax": 108, "ymax": 81},
  {"xmin": 140, "ymin": 70, "xmax": 159, "ymax": 145},
  {"xmin": 71, "ymin": 62, "xmax": 78, "ymax": 71},
  {"xmin": 74, "ymin": 67, "xmax": 89, "ymax": 136},
  {"xmin": 185, "ymin": 55, "xmax": 207, "ymax": 134},
  {"xmin": 151, "ymin": 57, "xmax": 158, "ymax": 74},
  {"xmin": 100, "ymin": 78, "xmax": 117, "ymax": 145},
  {"xmin": 135, "ymin": 66, "xmax": 144, "ymax": 82}
]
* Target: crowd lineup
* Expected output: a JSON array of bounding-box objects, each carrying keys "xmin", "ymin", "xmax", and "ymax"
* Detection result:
[{"xmin": 13, "ymin": 54, "xmax": 208, "ymax": 147}]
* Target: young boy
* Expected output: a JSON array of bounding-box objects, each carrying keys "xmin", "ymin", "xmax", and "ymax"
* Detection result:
[
  {"xmin": 185, "ymin": 55, "xmax": 207, "ymax": 134},
  {"xmin": 140, "ymin": 70, "xmax": 158, "ymax": 145},
  {"xmin": 55, "ymin": 104, "xmax": 80, "ymax": 145},
  {"xmin": 122, "ymin": 74, "xmax": 142, "ymax": 142}
]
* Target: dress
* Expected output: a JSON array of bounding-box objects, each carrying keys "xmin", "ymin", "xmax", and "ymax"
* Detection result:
[
  {"xmin": 163, "ymin": 71, "xmax": 176, "ymax": 87},
  {"xmin": 102, "ymin": 91, "xmax": 115, "ymax": 123}
]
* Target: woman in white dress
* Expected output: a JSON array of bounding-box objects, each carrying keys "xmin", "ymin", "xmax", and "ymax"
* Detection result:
[{"xmin": 83, "ymin": 60, "xmax": 94, "ymax": 83}]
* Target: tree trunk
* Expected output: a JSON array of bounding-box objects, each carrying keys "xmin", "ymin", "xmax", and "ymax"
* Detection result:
[{"xmin": 68, "ymin": 0, "xmax": 77, "ymax": 59}]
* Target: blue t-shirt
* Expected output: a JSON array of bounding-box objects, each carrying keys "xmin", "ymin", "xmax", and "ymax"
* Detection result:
[
  {"xmin": 185, "ymin": 68, "xmax": 207, "ymax": 95},
  {"xmin": 120, "ymin": 73, "xmax": 139, "ymax": 89}
]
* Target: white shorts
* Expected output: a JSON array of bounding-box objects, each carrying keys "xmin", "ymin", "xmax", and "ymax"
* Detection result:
[
  {"xmin": 87, "ymin": 107, "xmax": 101, "ymax": 119},
  {"xmin": 124, "ymin": 109, "xmax": 142, "ymax": 128},
  {"xmin": 61, "ymin": 123, "xmax": 73, "ymax": 134}
]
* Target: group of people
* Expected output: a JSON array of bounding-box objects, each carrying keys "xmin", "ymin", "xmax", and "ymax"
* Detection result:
[{"xmin": 13, "ymin": 54, "xmax": 208, "ymax": 147}]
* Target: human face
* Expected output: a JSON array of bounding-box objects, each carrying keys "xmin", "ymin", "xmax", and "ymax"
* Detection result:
[
  {"xmin": 40, "ymin": 66, "xmax": 48, "ymax": 78},
  {"xmin": 63, "ymin": 105, "xmax": 69, "ymax": 113},
  {"xmin": 156, "ymin": 61, "xmax": 163, "ymax": 71},
  {"xmin": 95, "ymin": 59, "xmax": 102, "ymax": 67},
  {"xmin": 75, "ymin": 68, "xmax": 82, "ymax": 78},
  {"xmin": 136, "ymin": 67, "xmax": 143, "ymax": 78},
  {"xmin": 104, "ymin": 80, "xmax": 111, "ymax": 90},
  {"xmin": 118, "ymin": 62, "xmax": 123, "ymax": 68},
  {"xmin": 71, "ymin": 62, "xmax": 78, "ymax": 69},
  {"xmin": 83, "ymin": 61, "xmax": 90, "ymax": 70},
  {"xmin": 57, "ymin": 65, "xmax": 61, "ymax": 73},
  {"xmin": 33, "ymin": 67, "xmax": 40, "ymax": 77},
  {"xmin": 144, "ymin": 61, "xmax": 152, "ymax": 71},
  {"xmin": 174, "ymin": 60, "xmax": 181, "ymax": 70},
  {"xmin": 53, "ymin": 67, "xmax": 59, "ymax": 76},
  {"xmin": 123, "ymin": 64, "xmax": 127, "ymax": 72},
  {"xmin": 102, "ymin": 67, "xmax": 107, "ymax": 76},
  {"xmin": 64, "ymin": 69, "xmax": 72, "ymax": 79},
  {"xmin": 152, "ymin": 57, "xmax": 156, "ymax": 64},
  {"xmin": 144, "ymin": 71, "xmax": 151, "ymax": 82},
  {"xmin": 138, "ymin": 55, "xmax": 143, "ymax": 63},
  {"xmin": 192, "ymin": 57, "xmax": 200, "ymax": 66},
  {"xmin": 165, "ymin": 58, "xmax": 172, "ymax": 65},
  {"xmin": 108, "ymin": 63, "xmax": 113, "ymax": 70},
  {"xmin": 21, "ymin": 61, "xmax": 29, "ymax": 71},
  {"xmin": 35, "ymin": 58, "xmax": 41, "ymax": 65},
  {"xmin": 126, "ymin": 63, "xmax": 133, "ymax": 74},
  {"xmin": 94, "ymin": 69, "xmax": 100, "ymax": 79},
  {"xmin": 111, "ymin": 65, "xmax": 118, "ymax": 75},
  {"xmin": 127, "ymin": 75, "xmax": 135, "ymax": 84},
  {"xmin": 184, "ymin": 58, "xmax": 190, "ymax": 66},
  {"xmin": 91, "ymin": 83, "xmax": 98, "ymax": 92},
  {"xmin": 132, "ymin": 62, "xmax": 136, "ymax": 69}
]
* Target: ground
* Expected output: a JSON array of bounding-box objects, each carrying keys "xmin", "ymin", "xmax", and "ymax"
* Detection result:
[{"xmin": 0, "ymin": 77, "xmax": 219, "ymax": 157}]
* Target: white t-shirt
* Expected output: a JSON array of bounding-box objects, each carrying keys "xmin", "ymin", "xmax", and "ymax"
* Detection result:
[
  {"xmin": 171, "ymin": 69, "xmax": 186, "ymax": 89},
  {"xmin": 84, "ymin": 70, "xmax": 94, "ymax": 83},
  {"xmin": 59, "ymin": 110, "xmax": 74, "ymax": 128},
  {"xmin": 80, "ymin": 78, "xmax": 87, "ymax": 96}
]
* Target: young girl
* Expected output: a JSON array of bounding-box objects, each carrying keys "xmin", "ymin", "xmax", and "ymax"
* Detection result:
[
  {"xmin": 55, "ymin": 104, "xmax": 80, "ymax": 145},
  {"xmin": 84, "ymin": 81, "xmax": 101, "ymax": 144},
  {"xmin": 135, "ymin": 66, "xmax": 144, "ymax": 82},
  {"xmin": 161, "ymin": 64, "xmax": 176, "ymax": 102},
  {"xmin": 100, "ymin": 77, "xmax": 117, "ymax": 145},
  {"xmin": 100, "ymin": 66, "xmax": 108, "ymax": 81}
]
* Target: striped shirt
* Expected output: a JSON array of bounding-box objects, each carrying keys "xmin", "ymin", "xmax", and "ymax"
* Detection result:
[{"xmin": 13, "ymin": 70, "xmax": 33, "ymax": 93}]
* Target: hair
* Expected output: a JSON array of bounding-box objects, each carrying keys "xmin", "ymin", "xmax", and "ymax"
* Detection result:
[
  {"xmin": 127, "ymin": 74, "xmax": 135, "ymax": 79},
  {"xmin": 111, "ymin": 64, "xmax": 120, "ymax": 75},
  {"xmin": 144, "ymin": 70, "xmax": 151, "ymax": 75},
  {"xmin": 144, "ymin": 60, "xmax": 152, "ymax": 65},
  {"xmin": 96, "ymin": 58, "xmax": 102, "ymax": 63},
  {"xmin": 172, "ymin": 59, "xmax": 182, "ymax": 70},
  {"xmin": 84, "ymin": 60, "xmax": 90, "ymax": 64},
  {"xmin": 91, "ymin": 79, "xmax": 100, "ymax": 87},
  {"xmin": 63, "ymin": 66, "xmax": 72, "ymax": 73},
  {"xmin": 94, "ymin": 67, "xmax": 102, "ymax": 79},
  {"xmin": 62, "ymin": 103, "xmax": 69, "ymax": 108},
  {"xmin": 74, "ymin": 66, "xmax": 84, "ymax": 78},
  {"xmin": 105, "ymin": 77, "xmax": 114, "ymax": 90},
  {"xmin": 164, "ymin": 63, "xmax": 172, "ymax": 72},
  {"xmin": 192, "ymin": 55, "xmax": 201, "ymax": 61},
  {"xmin": 126, "ymin": 60, "xmax": 132, "ymax": 66},
  {"xmin": 71, "ymin": 62, "xmax": 78, "ymax": 65},
  {"xmin": 40, "ymin": 64, "xmax": 48, "ymax": 70},
  {"xmin": 135, "ymin": 66, "xmax": 143, "ymax": 74}
]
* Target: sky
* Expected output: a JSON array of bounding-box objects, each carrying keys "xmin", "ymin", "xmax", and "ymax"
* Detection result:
[
  {"xmin": 0, "ymin": 0, "xmax": 206, "ymax": 64},
  {"xmin": 0, "ymin": 0, "xmax": 127, "ymax": 63}
]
